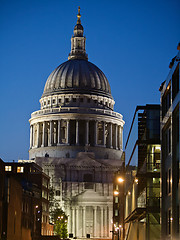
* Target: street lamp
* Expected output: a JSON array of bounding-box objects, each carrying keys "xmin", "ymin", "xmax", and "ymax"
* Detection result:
[
  {"xmin": 117, "ymin": 177, "xmax": 124, "ymax": 183},
  {"xmin": 113, "ymin": 173, "xmax": 125, "ymax": 240}
]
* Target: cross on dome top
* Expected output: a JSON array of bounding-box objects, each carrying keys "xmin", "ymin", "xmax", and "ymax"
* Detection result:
[{"xmin": 77, "ymin": 6, "xmax": 81, "ymax": 24}]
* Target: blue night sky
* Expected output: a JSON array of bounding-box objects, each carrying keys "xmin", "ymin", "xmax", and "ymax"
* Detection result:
[{"xmin": 0, "ymin": 0, "xmax": 179, "ymax": 161}]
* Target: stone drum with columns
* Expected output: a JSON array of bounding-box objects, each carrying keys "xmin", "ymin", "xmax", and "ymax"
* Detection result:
[{"xmin": 29, "ymin": 7, "xmax": 125, "ymax": 239}]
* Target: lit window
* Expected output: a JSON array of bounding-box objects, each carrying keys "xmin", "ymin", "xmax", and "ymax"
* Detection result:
[
  {"xmin": 5, "ymin": 166, "xmax": 12, "ymax": 171},
  {"xmin": 17, "ymin": 166, "xmax": 24, "ymax": 173},
  {"xmin": 115, "ymin": 196, "xmax": 119, "ymax": 203},
  {"xmin": 115, "ymin": 209, "xmax": 118, "ymax": 216}
]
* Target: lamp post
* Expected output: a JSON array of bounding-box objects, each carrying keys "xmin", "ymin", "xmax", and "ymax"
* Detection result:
[{"xmin": 113, "ymin": 172, "xmax": 125, "ymax": 240}]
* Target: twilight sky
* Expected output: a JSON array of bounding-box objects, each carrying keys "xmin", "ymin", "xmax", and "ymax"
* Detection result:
[{"xmin": 0, "ymin": 0, "xmax": 179, "ymax": 162}]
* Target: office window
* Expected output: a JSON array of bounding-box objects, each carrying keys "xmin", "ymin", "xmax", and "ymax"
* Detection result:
[
  {"xmin": 115, "ymin": 209, "xmax": 118, "ymax": 216},
  {"xmin": 162, "ymin": 85, "xmax": 171, "ymax": 118},
  {"xmin": 164, "ymin": 127, "xmax": 171, "ymax": 157},
  {"xmin": 168, "ymin": 209, "xmax": 172, "ymax": 235},
  {"xmin": 115, "ymin": 196, "xmax": 119, "ymax": 203},
  {"xmin": 17, "ymin": 166, "xmax": 24, "ymax": 173},
  {"xmin": 172, "ymin": 64, "xmax": 179, "ymax": 101},
  {"xmin": 168, "ymin": 168, "xmax": 171, "ymax": 194},
  {"xmin": 5, "ymin": 166, "xmax": 12, "ymax": 171}
]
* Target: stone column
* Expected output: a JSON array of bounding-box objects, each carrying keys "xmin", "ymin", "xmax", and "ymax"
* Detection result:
[
  {"xmin": 119, "ymin": 126, "xmax": 122, "ymax": 149},
  {"xmin": 115, "ymin": 124, "xmax": 118, "ymax": 149},
  {"xmin": 41, "ymin": 122, "xmax": 46, "ymax": 147},
  {"xmin": 75, "ymin": 206, "xmax": 79, "ymax": 237},
  {"xmin": 102, "ymin": 122, "xmax": 106, "ymax": 146},
  {"xmin": 100, "ymin": 207, "xmax": 104, "ymax": 237},
  {"xmin": 93, "ymin": 206, "xmax": 97, "ymax": 237},
  {"xmin": 66, "ymin": 120, "xmax": 70, "ymax": 145},
  {"xmin": 37, "ymin": 123, "xmax": 40, "ymax": 147},
  {"xmin": 104, "ymin": 206, "xmax": 107, "ymax": 237},
  {"xmin": 94, "ymin": 121, "xmax": 98, "ymax": 146},
  {"xmin": 72, "ymin": 207, "xmax": 75, "ymax": 236},
  {"xmin": 76, "ymin": 120, "xmax": 79, "ymax": 145},
  {"xmin": 50, "ymin": 121, "xmax": 53, "ymax": 146},
  {"xmin": 30, "ymin": 125, "xmax": 33, "ymax": 148},
  {"xmin": 109, "ymin": 123, "xmax": 113, "ymax": 148},
  {"xmin": 67, "ymin": 207, "xmax": 71, "ymax": 234},
  {"xmin": 85, "ymin": 120, "xmax": 89, "ymax": 145},
  {"xmin": 120, "ymin": 126, "xmax": 123, "ymax": 149},
  {"xmin": 82, "ymin": 206, "xmax": 86, "ymax": 237},
  {"xmin": 109, "ymin": 206, "xmax": 113, "ymax": 237},
  {"xmin": 58, "ymin": 120, "xmax": 61, "ymax": 145}
]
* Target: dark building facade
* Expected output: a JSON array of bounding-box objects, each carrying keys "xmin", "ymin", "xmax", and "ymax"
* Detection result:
[
  {"xmin": 160, "ymin": 44, "xmax": 180, "ymax": 240},
  {"xmin": 0, "ymin": 159, "xmax": 52, "ymax": 240},
  {"xmin": 124, "ymin": 105, "xmax": 161, "ymax": 240}
]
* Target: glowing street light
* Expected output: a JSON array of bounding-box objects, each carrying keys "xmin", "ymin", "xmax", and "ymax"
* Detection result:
[
  {"xmin": 117, "ymin": 177, "xmax": 124, "ymax": 183},
  {"xmin": 114, "ymin": 190, "xmax": 119, "ymax": 195}
]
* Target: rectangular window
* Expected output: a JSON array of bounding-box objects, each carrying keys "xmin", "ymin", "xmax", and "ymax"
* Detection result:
[
  {"xmin": 73, "ymin": 98, "xmax": 76, "ymax": 102},
  {"xmin": 56, "ymin": 190, "xmax": 60, "ymax": 196},
  {"xmin": 52, "ymin": 99, "xmax": 55, "ymax": 104},
  {"xmin": 164, "ymin": 126, "xmax": 171, "ymax": 157},
  {"xmin": 17, "ymin": 166, "xmax": 24, "ymax": 173},
  {"xmin": 172, "ymin": 64, "xmax": 179, "ymax": 101},
  {"xmin": 115, "ymin": 196, "xmax": 119, "ymax": 203},
  {"xmin": 115, "ymin": 209, "xmax": 118, "ymax": 216},
  {"xmin": 59, "ymin": 99, "xmax": 61, "ymax": 103},
  {"xmin": 168, "ymin": 209, "xmax": 171, "ymax": 235},
  {"xmin": 162, "ymin": 85, "xmax": 171, "ymax": 118},
  {"xmin": 5, "ymin": 166, "xmax": 12, "ymax": 171},
  {"xmin": 166, "ymin": 172, "xmax": 168, "ymax": 195},
  {"xmin": 168, "ymin": 128, "xmax": 171, "ymax": 154},
  {"xmin": 168, "ymin": 168, "xmax": 171, "ymax": 194}
]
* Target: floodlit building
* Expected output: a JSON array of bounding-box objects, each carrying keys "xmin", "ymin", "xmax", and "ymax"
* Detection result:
[
  {"xmin": 28, "ymin": 7, "xmax": 124, "ymax": 239},
  {"xmin": 124, "ymin": 105, "xmax": 161, "ymax": 240},
  {"xmin": 159, "ymin": 44, "xmax": 180, "ymax": 240}
]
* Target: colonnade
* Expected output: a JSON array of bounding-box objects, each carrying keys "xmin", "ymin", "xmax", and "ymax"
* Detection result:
[
  {"xmin": 30, "ymin": 119, "xmax": 123, "ymax": 150},
  {"xmin": 69, "ymin": 205, "xmax": 112, "ymax": 238}
]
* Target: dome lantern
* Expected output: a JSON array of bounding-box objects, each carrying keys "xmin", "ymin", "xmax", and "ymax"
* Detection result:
[{"xmin": 68, "ymin": 7, "xmax": 88, "ymax": 60}]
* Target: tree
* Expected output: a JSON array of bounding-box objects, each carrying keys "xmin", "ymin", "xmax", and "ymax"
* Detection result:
[{"xmin": 52, "ymin": 208, "xmax": 68, "ymax": 239}]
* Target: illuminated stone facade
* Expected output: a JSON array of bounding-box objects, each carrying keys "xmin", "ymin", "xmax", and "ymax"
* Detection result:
[{"xmin": 29, "ymin": 8, "xmax": 124, "ymax": 239}]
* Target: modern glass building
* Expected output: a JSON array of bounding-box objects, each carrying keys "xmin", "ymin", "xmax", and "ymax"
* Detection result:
[{"xmin": 124, "ymin": 105, "xmax": 161, "ymax": 240}]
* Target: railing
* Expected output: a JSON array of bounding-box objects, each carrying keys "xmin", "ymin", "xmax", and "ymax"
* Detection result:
[
  {"xmin": 31, "ymin": 107, "xmax": 123, "ymax": 119},
  {"xmin": 147, "ymin": 163, "xmax": 160, "ymax": 172}
]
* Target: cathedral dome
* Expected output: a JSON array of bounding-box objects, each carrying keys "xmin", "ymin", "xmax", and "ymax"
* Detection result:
[{"xmin": 42, "ymin": 59, "xmax": 112, "ymax": 98}]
